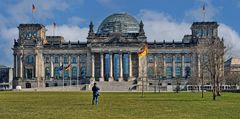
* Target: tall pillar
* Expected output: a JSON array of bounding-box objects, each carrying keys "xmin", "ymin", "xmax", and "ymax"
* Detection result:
[
  {"xmin": 173, "ymin": 55, "xmax": 176, "ymax": 77},
  {"xmin": 182, "ymin": 54, "xmax": 185, "ymax": 77},
  {"xmin": 99, "ymin": 53, "xmax": 104, "ymax": 81},
  {"xmin": 35, "ymin": 54, "xmax": 39, "ymax": 83},
  {"xmin": 89, "ymin": 53, "xmax": 95, "ymax": 84},
  {"xmin": 119, "ymin": 52, "xmax": 123, "ymax": 81},
  {"xmin": 198, "ymin": 54, "xmax": 201, "ymax": 77},
  {"xmin": 19, "ymin": 54, "xmax": 23, "ymax": 78},
  {"xmin": 91, "ymin": 53, "xmax": 95, "ymax": 78},
  {"xmin": 13, "ymin": 54, "xmax": 17, "ymax": 77},
  {"xmin": 163, "ymin": 55, "xmax": 166, "ymax": 78},
  {"xmin": 128, "ymin": 52, "xmax": 133, "ymax": 81},
  {"xmin": 109, "ymin": 52, "xmax": 113, "ymax": 81}
]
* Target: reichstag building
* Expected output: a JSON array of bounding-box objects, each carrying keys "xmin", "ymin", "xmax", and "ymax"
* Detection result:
[{"xmin": 12, "ymin": 13, "xmax": 224, "ymax": 90}]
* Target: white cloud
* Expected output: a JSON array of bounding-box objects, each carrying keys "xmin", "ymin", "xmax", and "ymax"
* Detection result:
[
  {"xmin": 138, "ymin": 9, "xmax": 240, "ymax": 58},
  {"xmin": 138, "ymin": 9, "xmax": 191, "ymax": 42},
  {"xmin": 219, "ymin": 24, "xmax": 240, "ymax": 57},
  {"xmin": 46, "ymin": 25, "xmax": 88, "ymax": 42},
  {"xmin": 0, "ymin": 27, "xmax": 18, "ymax": 67},
  {"xmin": 0, "ymin": 0, "xmax": 85, "ymax": 66}
]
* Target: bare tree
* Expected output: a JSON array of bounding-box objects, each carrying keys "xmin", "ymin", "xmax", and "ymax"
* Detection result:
[{"xmin": 194, "ymin": 37, "xmax": 225, "ymax": 100}]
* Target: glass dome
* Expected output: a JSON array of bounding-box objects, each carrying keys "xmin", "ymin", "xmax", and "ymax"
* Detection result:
[{"xmin": 97, "ymin": 13, "xmax": 140, "ymax": 34}]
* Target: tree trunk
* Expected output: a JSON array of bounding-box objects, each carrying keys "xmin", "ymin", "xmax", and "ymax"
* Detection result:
[
  {"xmin": 213, "ymin": 75, "xmax": 216, "ymax": 101},
  {"xmin": 216, "ymin": 79, "xmax": 221, "ymax": 96}
]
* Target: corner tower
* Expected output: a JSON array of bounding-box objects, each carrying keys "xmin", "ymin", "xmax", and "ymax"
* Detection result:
[{"xmin": 12, "ymin": 24, "xmax": 47, "ymax": 88}]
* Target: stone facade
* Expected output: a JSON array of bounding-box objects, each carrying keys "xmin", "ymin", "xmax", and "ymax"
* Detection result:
[{"xmin": 12, "ymin": 13, "xmax": 224, "ymax": 90}]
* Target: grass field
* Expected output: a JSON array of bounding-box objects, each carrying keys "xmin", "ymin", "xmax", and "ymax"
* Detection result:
[{"xmin": 0, "ymin": 91, "xmax": 240, "ymax": 119}]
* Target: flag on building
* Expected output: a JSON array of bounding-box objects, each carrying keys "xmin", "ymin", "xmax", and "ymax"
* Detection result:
[
  {"xmin": 65, "ymin": 64, "xmax": 72, "ymax": 71},
  {"xmin": 202, "ymin": 4, "xmax": 206, "ymax": 12},
  {"xmin": 43, "ymin": 39, "xmax": 48, "ymax": 45},
  {"xmin": 58, "ymin": 64, "xmax": 63, "ymax": 74},
  {"xmin": 53, "ymin": 22, "xmax": 56, "ymax": 28},
  {"xmin": 53, "ymin": 22, "xmax": 57, "ymax": 36},
  {"xmin": 137, "ymin": 43, "xmax": 148, "ymax": 57},
  {"xmin": 32, "ymin": 4, "xmax": 36, "ymax": 13}
]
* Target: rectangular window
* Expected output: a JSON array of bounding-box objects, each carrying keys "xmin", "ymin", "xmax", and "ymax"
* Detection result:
[
  {"xmin": 64, "ymin": 56, "xmax": 68, "ymax": 64},
  {"xmin": 166, "ymin": 56, "xmax": 173, "ymax": 63},
  {"xmin": 175, "ymin": 56, "xmax": 182, "ymax": 63},
  {"xmin": 157, "ymin": 56, "xmax": 163, "ymax": 62},
  {"xmin": 80, "ymin": 54, "xmax": 87, "ymax": 63},
  {"xmin": 166, "ymin": 66, "xmax": 173, "ymax": 79},
  {"xmin": 72, "ymin": 57, "xmax": 77, "ymax": 64},
  {"xmin": 184, "ymin": 56, "xmax": 191, "ymax": 63},
  {"xmin": 175, "ymin": 66, "xmax": 182, "ymax": 77},
  {"xmin": 45, "ymin": 57, "xmax": 50, "ymax": 63},
  {"xmin": 148, "ymin": 55, "xmax": 154, "ymax": 63},
  {"xmin": 54, "ymin": 57, "xmax": 59, "ymax": 63}
]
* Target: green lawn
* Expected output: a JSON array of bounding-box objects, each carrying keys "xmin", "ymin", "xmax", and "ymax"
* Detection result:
[{"xmin": 0, "ymin": 91, "xmax": 240, "ymax": 119}]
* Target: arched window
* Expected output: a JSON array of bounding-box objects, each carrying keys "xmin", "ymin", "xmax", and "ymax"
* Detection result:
[
  {"xmin": 123, "ymin": 53, "xmax": 129, "ymax": 80},
  {"xmin": 104, "ymin": 54, "xmax": 110, "ymax": 80},
  {"xmin": 185, "ymin": 66, "xmax": 191, "ymax": 79},
  {"xmin": 80, "ymin": 67, "xmax": 86, "ymax": 80},
  {"xmin": 113, "ymin": 54, "xmax": 119, "ymax": 81},
  {"xmin": 26, "ymin": 55, "xmax": 34, "ymax": 64},
  {"xmin": 72, "ymin": 67, "xmax": 77, "ymax": 80},
  {"xmin": 175, "ymin": 66, "xmax": 182, "ymax": 77},
  {"xmin": 166, "ymin": 66, "xmax": 173, "ymax": 79},
  {"xmin": 45, "ymin": 67, "xmax": 50, "ymax": 80},
  {"xmin": 64, "ymin": 70, "xmax": 69, "ymax": 79},
  {"xmin": 72, "ymin": 57, "xmax": 77, "ymax": 64},
  {"xmin": 147, "ymin": 67, "xmax": 154, "ymax": 79},
  {"xmin": 54, "ymin": 67, "xmax": 59, "ymax": 79}
]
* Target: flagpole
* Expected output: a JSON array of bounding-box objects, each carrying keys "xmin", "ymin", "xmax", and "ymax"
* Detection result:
[
  {"xmin": 32, "ymin": 4, "xmax": 36, "ymax": 24},
  {"xmin": 202, "ymin": 3, "xmax": 206, "ymax": 22},
  {"xmin": 63, "ymin": 70, "xmax": 64, "ymax": 90},
  {"xmin": 53, "ymin": 23, "xmax": 56, "ymax": 36}
]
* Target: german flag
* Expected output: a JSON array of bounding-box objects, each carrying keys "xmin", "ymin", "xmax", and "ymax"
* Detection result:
[
  {"xmin": 65, "ymin": 64, "xmax": 72, "ymax": 71},
  {"xmin": 43, "ymin": 39, "xmax": 48, "ymax": 45},
  {"xmin": 137, "ymin": 43, "xmax": 148, "ymax": 57},
  {"xmin": 32, "ymin": 4, "xmax": 36, "ymax": 13}
]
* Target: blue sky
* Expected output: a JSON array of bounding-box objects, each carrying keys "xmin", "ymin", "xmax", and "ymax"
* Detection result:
[{"xmin": 0, "ymin": 0, "xmax": 240, "ymax": 66}]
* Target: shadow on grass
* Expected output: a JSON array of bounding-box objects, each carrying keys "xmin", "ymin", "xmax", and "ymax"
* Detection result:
[{"xmin": 74, "ymin": 103, "xmax": 93, "ymax": 106}]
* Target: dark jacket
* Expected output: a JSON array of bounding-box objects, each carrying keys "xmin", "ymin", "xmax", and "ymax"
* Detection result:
[{"xmin": 92, "ymin": 86, "xmax": 100, "ymax": 96}]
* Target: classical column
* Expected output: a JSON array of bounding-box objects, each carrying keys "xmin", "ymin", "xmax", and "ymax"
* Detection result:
[
  {"xmin": 35, "ymin": 54, "xmax": 38, "ymax": 80},
  {"xmin": 19, "ymin": 54, "xmax": 23, "ymax": 78},
  {"xmin": 99, "ymin": 53, "xmax": 104, "ymax": 81},
  {"xmin": 109, "ymin": 52, "xmax": 113, "ymax": 82},
  {"xmin": 13, "ymin": 54, "xmax": 17, "ymax": 77},
  {"xmin": 119, "ymin": 52, "xmax": 123, "ymax": 81},
  {"xmin": 154, "ymin": 54, "xmax": 157, "ymax": 79},
  {"xmin": 198, "ymin": 54, "xmax": 201, "ymax": 77},
  {"xmin": 163, "ymin": 54, "xmax": 166, "ymax": 77},
  {"xmin": 173, "ymin": 55, "xmax": 176, "ymax": 77},
  {"xmin": 50, "ymin": 55, "xmax": 54, "ymax": 78},
  {"xmin": 129, "ymin": 52, "xmax": 133, "ymax": 80},
  {"xmin": 182, "ymin": 54, "xmax": 185, "ymax": 77},
  {"xmin": 91, "ymin": 53, "xmax": 95, "ymax": 78},
  {"xmin": 89, "ymin": 53, "xmax": 95, "ymax": 84}
]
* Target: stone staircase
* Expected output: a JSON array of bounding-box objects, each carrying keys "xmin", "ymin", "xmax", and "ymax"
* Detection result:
[{"xmin": 94, "ymin": 81, "xmax": 136, "ymax": 91}]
